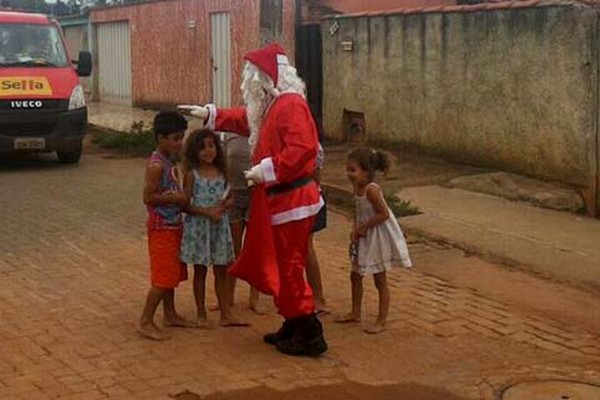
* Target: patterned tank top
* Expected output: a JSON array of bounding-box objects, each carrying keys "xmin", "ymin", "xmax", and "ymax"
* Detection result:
[{"xmin": 146, "ymin": 151, "xmax": 183, "ymax": 230}]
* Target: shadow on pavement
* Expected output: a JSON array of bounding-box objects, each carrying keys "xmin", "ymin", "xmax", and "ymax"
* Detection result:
[
  {"xmin": 0, "ymin": 153, "xmax": 69, "ymax": 172},
  {"xmin": 172, "ymin": 381, "xmax": 470, "ymax": 400}
]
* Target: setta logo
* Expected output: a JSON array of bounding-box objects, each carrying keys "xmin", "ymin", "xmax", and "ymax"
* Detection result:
[{"xmin": 0, "ymin": 77, "xmax": 53, "ymax": 96}]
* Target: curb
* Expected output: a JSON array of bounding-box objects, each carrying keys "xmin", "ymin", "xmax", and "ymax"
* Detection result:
[
  {"xmin": 322, "ymin": 181, "xmax": 527, "ymax": 271},
  {"xmin": 321, "ymin": 182, "xmax": 353, "ymax": 204},
  {"xmin": 88, "ymin": 123, "xmax": 129, "ymax": 136}
]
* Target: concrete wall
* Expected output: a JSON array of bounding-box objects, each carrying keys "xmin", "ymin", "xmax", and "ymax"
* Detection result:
[
  {"xmin": 322, "ymin": 7, "xmax": 600, "ymax": 214},
  {"xmin": 91, "ymin": 0, "xmax": 295, "ymax": 108}
]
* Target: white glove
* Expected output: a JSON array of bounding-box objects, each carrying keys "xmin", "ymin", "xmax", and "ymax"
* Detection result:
[
  {"xmin": 177, "ymin": 105, "xmax": 209, "ymax": 120},
  {"xmin": 244, "ymin": 164, "xmax": 264, "ymax": 185}
]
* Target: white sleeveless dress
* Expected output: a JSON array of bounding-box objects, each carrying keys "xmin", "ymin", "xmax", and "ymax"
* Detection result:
[{"xmin": 353, "ymin": 183, "xmax": 412, "ymax": 276}]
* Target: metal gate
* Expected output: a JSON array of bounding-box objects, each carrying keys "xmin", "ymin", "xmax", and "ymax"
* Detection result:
[
  {"xmin": 96, "ymin": 22, "xmax": 132, "ymax": 105},
  {"xmin": 296, "ymin": 24, "xmax": 323, "ymax": 136},
  {"xmin": 210, "ymin": 13, "xmax": 231, "ymax": 107}
]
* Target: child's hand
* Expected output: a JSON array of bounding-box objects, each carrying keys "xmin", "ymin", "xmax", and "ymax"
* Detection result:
[
  {"xmin": 170, "ymin": 191, "xmax": 188, "ymax": 206},
  {"xmin": 208, "ymin": 206, "xmax": 226, "ymax": 221},
  {"xmin": 206, "ymin": 208, "xmax": 219, "ymax": 221},
  {"xmin": 351, "ymin": 225, "xmax": 367, "ymax": 242},
  {"xmin": 356, "ymin": 224, "xmax": 367, "ymax": 237},
  {"xmin": 215, "ymin": 206, "xmax": 226, "ymax": 221},
  {"xmin": 221, "ymin": 197, "xmax": 235, "ymax": 209},
  {"xmin": 350, "ymin": 229, "xmax": 359, "ymax": 243}
]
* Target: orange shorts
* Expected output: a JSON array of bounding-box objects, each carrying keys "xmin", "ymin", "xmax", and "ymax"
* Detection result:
[{"xmin": 148, "ymin": 228, "xmax": 188, "ymax": 289}]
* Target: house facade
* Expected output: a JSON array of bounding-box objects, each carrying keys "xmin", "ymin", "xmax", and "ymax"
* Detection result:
[{"xmin": 86, "ymin": 0, "xmax": 295, "ymax": 108}]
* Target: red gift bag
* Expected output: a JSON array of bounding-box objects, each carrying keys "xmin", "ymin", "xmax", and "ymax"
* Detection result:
[{"xmin": 229, "ymin": 185, "xmax": 280, "ymax": 296}]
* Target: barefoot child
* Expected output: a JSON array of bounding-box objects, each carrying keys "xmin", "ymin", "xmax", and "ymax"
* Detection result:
[
  {"xmin": 336, "ymin": 149, "xmax": 412, "ymax": 334},
  {"xmin": 180, "ymin": 129, "xmax": 249, "ymax": 328},
  {"xmin": 138, "ymin": 112, "xmax": 194, "ymax": 341},
  {"xmin": 307, "ymin": 143, "xmax": 328, "ymax": 314},
  {"xmin": 222, "ymin": 132, "xmax": 262, "ymax": 315}
]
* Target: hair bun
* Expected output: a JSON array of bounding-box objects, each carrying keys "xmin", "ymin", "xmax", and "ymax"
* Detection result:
[{"xmin": 373, "ymin": 150, "xmax": 391, "ymax": 174}]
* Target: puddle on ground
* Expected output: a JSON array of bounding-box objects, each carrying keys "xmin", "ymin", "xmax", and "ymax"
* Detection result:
[{"xmin": 501, "ymin": 380, "xmax": 600, "ymax": 400}]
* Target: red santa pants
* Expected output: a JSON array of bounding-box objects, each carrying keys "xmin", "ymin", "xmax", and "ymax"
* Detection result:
[{"xmin": 272, "ymin": 217, "xmax": 316, "ymax": 319}]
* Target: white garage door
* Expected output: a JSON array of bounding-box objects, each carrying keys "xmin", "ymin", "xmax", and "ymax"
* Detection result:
[
  {"xmin": 211, "ymin": 13, "xmax": 231, "ymax": 107},
  {"xmin": 96, "ymin": 21, "xmax": 132, "ymax": 105}
]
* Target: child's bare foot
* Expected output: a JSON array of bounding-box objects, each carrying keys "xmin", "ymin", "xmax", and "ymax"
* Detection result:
[
  {"xmin": 364, "ymin": 321, "xmax": 387, "ymax": 334},
  {"xmin": 315, "ymin": 301, "xmax": 331, "ymax": 316},
  {"xmin": 220, "ymin": 317, "xmax": 251, "ymax": 327},
  {"xmin": 209, "ymin": 302, "xmax": 235, "ymax": 312},
  {"xmin": 195, "ymin": 317, "xmax": 215, "ymax": 330},
  {"xmin": 137, "ymin": 322, "xmax": 171, "ymax": 341},
  {"xmin": 163, "ymin": 315, "xmax": 197, "ymax": 328},
  {"xmin": 335, "ymin": 313, "xmax": 361, "ymax": 324},
  {"xmin": 249, "ymin": 301, "xmax": 266, "ymax": 316}
]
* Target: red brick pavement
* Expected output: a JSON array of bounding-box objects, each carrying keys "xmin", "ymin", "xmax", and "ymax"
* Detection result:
[{"xmin": 0, "ymin": 154, "xmax": 599, "ymax": 399}]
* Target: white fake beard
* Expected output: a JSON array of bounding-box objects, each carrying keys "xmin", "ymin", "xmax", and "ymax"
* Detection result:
[
  {"xmin": 240, "ymin": 62, "xmax": 306, "ymax": 155},
  {"xmin": 244, "ymin": 88, "xmax": 272, "ymax": 156},
  {"xmin": 241, "ymin": 65, "xmax": 274, "ymax": 155}
]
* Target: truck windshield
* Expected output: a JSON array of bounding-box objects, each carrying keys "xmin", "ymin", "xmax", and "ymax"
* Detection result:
[{"xmin": 0, "ymin": 23, "xmax": 68, "ymax": 67}]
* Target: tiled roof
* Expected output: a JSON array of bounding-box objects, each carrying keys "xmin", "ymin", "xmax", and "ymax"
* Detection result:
[{"xmin": 324, "ymin": 0, "xmax": 600, "ymax": 19}]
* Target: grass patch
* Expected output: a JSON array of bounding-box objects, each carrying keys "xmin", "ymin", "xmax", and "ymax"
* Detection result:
[
  {"xmin": 91, "ymin": 120, "xmax": 155, "ymax": 156},
  {"xmin": 327, "ymin": 187, "xmax": 420, "ymax": 219},
  {"xmin": 384, "ymin": 192, "xmax": 420, "ymax": 217}
]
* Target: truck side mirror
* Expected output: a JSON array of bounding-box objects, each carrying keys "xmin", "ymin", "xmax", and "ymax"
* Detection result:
[{"xmin": 76, "ymin": 51, "xmax": 92, "ymax": 77}]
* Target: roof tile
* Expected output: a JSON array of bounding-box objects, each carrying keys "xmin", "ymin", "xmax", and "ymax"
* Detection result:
[{"xmin": 325, "ymin": 0, "xmax": 597, "ymax": 19}]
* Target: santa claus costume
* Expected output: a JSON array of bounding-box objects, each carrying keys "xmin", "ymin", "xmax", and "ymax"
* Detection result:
[{"xmin": 180, "ymin": 44, "xmax": 327, "ymax": 357}]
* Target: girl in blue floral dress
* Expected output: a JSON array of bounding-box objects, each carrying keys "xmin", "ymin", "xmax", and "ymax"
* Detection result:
[{"xmin": 180, "ymin": 129, "xmax": 248, "ymax": 328}]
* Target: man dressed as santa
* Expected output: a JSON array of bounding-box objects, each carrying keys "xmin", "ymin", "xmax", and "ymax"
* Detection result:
[{"xmin": 179, "ymin": 44, "xmax": 327, "ymax": 357}]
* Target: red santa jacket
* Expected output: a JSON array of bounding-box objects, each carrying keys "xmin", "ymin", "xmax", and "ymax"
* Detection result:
[{"xmin": 207, "ymin": 93, "xmax": 323, "ymax": 226}]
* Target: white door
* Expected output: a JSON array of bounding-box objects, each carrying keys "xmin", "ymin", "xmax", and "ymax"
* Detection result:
[
  {"xmin": 96, "ymin": 21, "xmax": 132, "ymax": 105},
  {"xmin": 211, "ymin": 13, "xmax": 231, "ymax": 107},
  {"xmin": 63, "ymin": 25, "xmax": 91, "ymax": 96}
]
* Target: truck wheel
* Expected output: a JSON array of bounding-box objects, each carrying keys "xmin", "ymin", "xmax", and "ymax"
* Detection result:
[{"xmin": 57, "ymin": 143, "xmax": 82, "ymax": 164}]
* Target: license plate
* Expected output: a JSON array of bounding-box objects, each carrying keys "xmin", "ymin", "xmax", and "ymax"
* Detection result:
[{"xmin": 14, "ymin": 138, "xmax": 45, "ymax": 150}]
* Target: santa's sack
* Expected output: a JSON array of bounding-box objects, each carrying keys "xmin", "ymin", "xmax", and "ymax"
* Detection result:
[{"xmin": 229, "ymin": 185, "xmax": 280, "ymax": 296}]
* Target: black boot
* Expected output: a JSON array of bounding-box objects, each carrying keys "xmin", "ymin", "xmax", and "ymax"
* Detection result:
[
  {"xmin": 276, "ymin": 314, "xmax": 328, "ymax": 357},
  {"xmin": 263, "ymin": 319, "xmax": 295, "ymax": 346}
]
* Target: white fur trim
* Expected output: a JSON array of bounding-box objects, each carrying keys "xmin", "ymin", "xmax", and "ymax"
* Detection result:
[
  {"xmin": 277, "ymin": 54, "xmax": 289, "ymax": 65},
  {"xmin": 276, "ymin": 55, "xmax": 290, "ymax": 89},
  {"xmin": 206, "ymin": 104, "xmax": 217, "ymax": 130},
  {"xmin": 260, "ymin": 157, "xmax": 277, "ymax": 184},
  {"xmin": 271, "ymin": 197, "xmax": 324, "ymax": 226}
]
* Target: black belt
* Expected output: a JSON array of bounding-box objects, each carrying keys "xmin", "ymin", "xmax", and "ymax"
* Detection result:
[{"xmin": 267, "ymin": 177, "xmax": 313, "ymax": 196}]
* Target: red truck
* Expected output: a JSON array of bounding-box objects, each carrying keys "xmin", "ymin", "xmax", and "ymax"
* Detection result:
[{"xmin": 0, "ymin": 11, "xmax": 92, "ymax": 163}]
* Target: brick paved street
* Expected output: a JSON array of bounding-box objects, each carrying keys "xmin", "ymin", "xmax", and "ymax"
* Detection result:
[{"xmin": 1, "ymin": 152, "xmax": 600, "ymax": 399}]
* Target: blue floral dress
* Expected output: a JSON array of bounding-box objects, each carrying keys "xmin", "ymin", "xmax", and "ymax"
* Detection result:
[{"xmin": 180, "ymin": 171, "xmax": 234, "ymax": 266}]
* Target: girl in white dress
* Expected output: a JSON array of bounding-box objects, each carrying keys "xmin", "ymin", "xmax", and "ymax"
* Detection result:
[{"xmin": 336, "ymin": 149, "xmax": 412, "ymax": 334}]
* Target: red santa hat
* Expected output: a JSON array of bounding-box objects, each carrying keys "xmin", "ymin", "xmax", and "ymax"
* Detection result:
[{"xmin": 244, "ymin": 43, "xmax": 289, "ymax": 87}]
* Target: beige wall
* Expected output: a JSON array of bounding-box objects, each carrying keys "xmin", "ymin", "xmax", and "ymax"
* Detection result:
[{"xmin": 322, "ymin": 7, "xmax": 600, "ymax": 215}]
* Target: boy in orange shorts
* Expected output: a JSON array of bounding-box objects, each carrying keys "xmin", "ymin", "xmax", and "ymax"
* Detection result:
[{"xmin": 138, "ymin": 111, "xmax": 195, "ymax": 340}]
